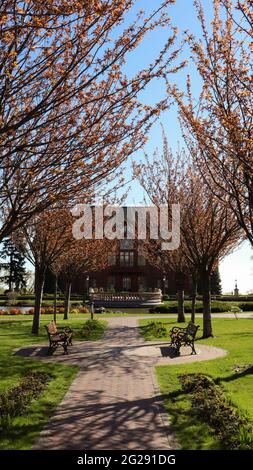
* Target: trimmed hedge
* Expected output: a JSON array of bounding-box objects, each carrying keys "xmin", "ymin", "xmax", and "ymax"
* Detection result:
[
  {"xmin": 238, "ymin": 303, "xmax": 253, "ymax": 312},
  {"xmin": 179, "ymin": 373, "xmax": 253, "ymax": 450},
  {"xmin": 151, "ymin": 301, "xmax": 232, "ymax": 314}
]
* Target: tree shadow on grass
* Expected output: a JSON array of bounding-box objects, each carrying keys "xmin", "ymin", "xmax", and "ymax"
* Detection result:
[
  {"xmin": 160, "ymin": 390, "xmax": 221, "ymax": 450},
  {"xmin": 215, "ymin": 365, "xmax": 253, "ymax": 386}
]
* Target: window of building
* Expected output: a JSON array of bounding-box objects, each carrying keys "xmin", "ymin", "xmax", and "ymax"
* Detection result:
[
  {"xmin": 157, "ymin": 280, "xmax": 162, "ymax": 289},
  {"xmin": 137, "ymin": 276, "xmax": 147, "ymax": 292},
  {"xmin": 120, "ymin": 240, "xmax": 134, "ymax": 250},
  {"xmin": 108, "ymin": 253, "xmax": 116, "ymax": 266},
  {"xmin": 138, "ymin": 254, "xmax": 146, "ymax": 266},
  {"xmin": 107, "ymin": 276, "xmax": 116, "ymax": 291},
  {"xmin": 122, "ymin": 276, "xmax": 131, "ymax": 291},
  {"xmin": 120, "ymin": 251, "xmax": 134, "ymax": 266}
]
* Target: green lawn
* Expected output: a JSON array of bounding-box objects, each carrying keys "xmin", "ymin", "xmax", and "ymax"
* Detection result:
[
  {"xmin": 139, "ymin": 317, "xmax": 253, "ymax": 450},
  {"xmin": 0, "ymin": 318, "xmax": 107, "ymax": 450}
]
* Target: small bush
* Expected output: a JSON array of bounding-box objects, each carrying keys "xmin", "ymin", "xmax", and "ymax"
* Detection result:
[
  {"xmin": 8, "ymin": 308, "xmax": 22, "ymax": 315},
  {"xmin": 44, "ymin": 307, "xmax": 54, "ymax": 315},
  {"xmin": 162, "ymin": 295, "xmax": 170, "ymax": 301},
  {"xmin": 78, "ymin": 307, "xmax": 89, "ymax": 314},
  {"xmin": 82, "ymin": 320, "xmax": 105, "ymax": 339},
  {"xmin": 143, "ymin": 321, "xmax": 167, "ymax": 338},
  {"xmin": 239, "ymin": 303, "xmax": 253, "ymax": 312},
  {"xmin": 70, "ymin": 308, "xmax": 79, "ymax": 314},
  {"xmin": 0, "ymin": 371, "xmax": 51, "ymax": 430},
  {"xmin": 179, "ymin": 373, "xmax": 253, "ymax": 450},
  {"xmin": 153, "ymin": 301, "xmax": 231, "ymax": 314},
  {"xmin": 210, "ymin": 302, "xmax": 231, "ymax": 313},
  {"xmin": 153, "ymin": 305, "xmax": 178, "ymax": 314},
  {"xmin": 69, "ymin": 306, "xmax": 89, "ymax": 314},
  {"xmin": 230, "ymin": 306, "xmax": 243, "ymax": 313}
]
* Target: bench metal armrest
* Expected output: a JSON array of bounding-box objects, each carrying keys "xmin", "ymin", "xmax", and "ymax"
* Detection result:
[
  {"xmin": 171, "ymin": 326, "xmax": 185, "ymax": 333},
  {"xmin": 170, "ymin": 326, "xmax": 187, "ymax": 338}
]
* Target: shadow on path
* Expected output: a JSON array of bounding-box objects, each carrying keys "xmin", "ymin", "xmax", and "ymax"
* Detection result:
[{"xmin": 34, "ymin": 392, "xmax": 175, "ymax": 450}]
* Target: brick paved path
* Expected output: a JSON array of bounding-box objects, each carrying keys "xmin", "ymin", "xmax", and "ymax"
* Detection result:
[{"xmin": 33, "ymin": 318, "xmax": 178, "ymax": 450}]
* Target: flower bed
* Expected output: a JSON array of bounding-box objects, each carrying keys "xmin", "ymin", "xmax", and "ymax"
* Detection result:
[
  {"xmin": 0, "ymin": 308, "xmax": 23, "ymax": 315},
  {"xmin": 0, "ymin": 305, "xmax": 89, "ymax": 315},
  {"xmin": 0, "ymin": 371, "xmax": 51, "ymax": 430},
  {"xmin": 179, "ymin": 373, "xmax": 253, "ymax": 450}
]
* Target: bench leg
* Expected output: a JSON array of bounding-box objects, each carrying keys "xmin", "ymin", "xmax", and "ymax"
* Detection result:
[
  {"xmin": 174, "ymin": 341, "xmax": 181, "ymax": 356},
  {"xmin": 191, "ymin": 343, "xmax": 197, "ymax": 355},
  {"xmin": 48, "ymin": 343, "xmax": 57, "ymax": 356},
  {"xmin": 63, "ymin": 341, "xmax": 69, "ymax": 355}
]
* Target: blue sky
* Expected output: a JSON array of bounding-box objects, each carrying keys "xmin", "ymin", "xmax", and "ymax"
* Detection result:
[{"xmin": 120, "ymin": 0, "xmax": 253, "ymax": 294}]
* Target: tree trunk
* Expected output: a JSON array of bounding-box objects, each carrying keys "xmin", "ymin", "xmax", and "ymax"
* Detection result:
[
  {"xmin": 177, "ymin": 272, "xmax": 185, "ymax": 323},
  {"xmin": 53, "ymin": 275, "xmax": 58, "ymax": 323},
  {"xmin": 90, "ymin": 301, "xmax": 94, "ymax": 320},
  {"xmin": 64, "ymin": 281, "xmax": 71, "ymax": 320},
  {"xmin": 177, "ymin": 289, "xmax": 185, "ymax": 323},
  {"xmin": 32, "ymin": 267, "xmax": 45, "ymax": 335},
  {"xmin": 191, "ymin": 275, "xmax": 198, "ymax": 324},
  {"xmin": 202, "ymin": 268, "xmax": 213, "ymax": 338},
  {"xmin": 9, "ymin": 253, "xmax": 13, "ymax": 291}
]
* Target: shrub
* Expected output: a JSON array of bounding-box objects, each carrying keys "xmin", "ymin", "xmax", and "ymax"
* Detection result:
[
  {"xmin": 153, "ymin": 301, "xmax": 231, "ymax": 314},
  {"xmin": 0, "ymin": 309, "xmax": 6, "ymax": 315},
  {"xmin": 82, "ymin": 319, "xmax": 105, "ymax": 338},
  {"xmin": 69, "ymin": 306, "xmax": 89, "ymax": 314},
  {"xmin": 152, "ymin": 304, "xmax": 193, "ymax": 313},
  {"xmin": 230, "ymin": 306, "xmax": 243, "ymax": 313},
  {"xmin": 16, "ymin": 301, "xmax": 31, "ymax": 306},
  {"xmin": 210, "ymin": 302, "xmax": 231, "ymax": 313},
  {"xmin": 143, "ymin": 321, "xmax": 167, "ymax": 338},
  {"xmin": 8, "ymin": 308, "xmax": 22, "ymax": 315},
  {"xmin": 162, "ymin": 295, "xmax": 170, "ymax": 301},
  {"xmin": 70, "ymin": 308, "xmax": 79, "ymax": 314},
  {"xmin": 152, "ymin": 305, "xmax": 178, "ymax": 314},
  {"xmin": 27, "ymin": 308, "xmax": 46, "ymax": 315},
  {"xmin": 44, "ymin": 307, "xmax": 54, "ymax": 315},
  {"xmin": 78, "ymin": 306, "xmax": 90, "ymax": 314},
  {"xmin": 179, "ymin": 373, "xmax": 253, "ymax": 450},
  {"xmin": 0, "ymin": 371, "xmax": 51, "ymax": 429},
  {"xmin": 239, "ymin": 303, "xmax": 253, "ymax": 312}
]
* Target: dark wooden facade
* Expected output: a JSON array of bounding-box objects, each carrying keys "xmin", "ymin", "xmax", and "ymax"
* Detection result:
[{"xmin": 71, "ymin": 240, "xmax": 185, "ymax": 295}]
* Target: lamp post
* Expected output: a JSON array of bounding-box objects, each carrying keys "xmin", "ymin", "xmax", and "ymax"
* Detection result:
[
  {"xmin": 83, "ymin": 274, "xmax": 89, "ymax": 306},
  {"xmin": 53, "ymin": 274, "xmax": 58, "ymax": 323},
  {"xmin": 86, "ymin": 275, "xmax": 90, "ymax": 297},
  {"xmin": 162, "ymin": 274, "xmax": 166, "ymax": 296}
]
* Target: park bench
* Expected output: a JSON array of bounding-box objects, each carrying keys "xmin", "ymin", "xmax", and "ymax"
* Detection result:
[
  {"xmin": 45, "ymin": 321, "xmax": 73, "ymax": 355},
  {"xmin": 169, "ymin": 321, "xmax": 200, "ymax": 355}
]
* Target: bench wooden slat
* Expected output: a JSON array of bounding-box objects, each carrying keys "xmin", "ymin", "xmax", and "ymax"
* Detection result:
[{"xmin": 45, "ymin": 321, "xmax": 73, "ymax": 355}]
